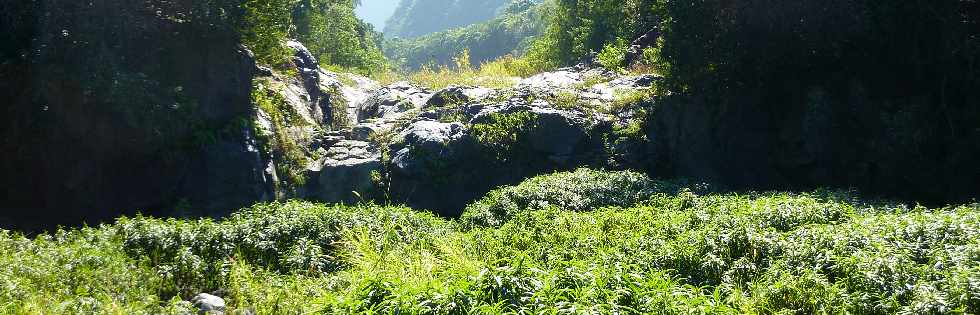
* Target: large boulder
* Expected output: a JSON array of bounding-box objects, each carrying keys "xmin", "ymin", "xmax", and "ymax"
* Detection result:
[
  {"xmin": 192, "ymin": 293, "xmax": 226, "ymax": 314},
  {"xmin": 356, "ymin": 82, "xmax": 431, "ymax": 122},
  {"xmin": 391, "ymin": 121, "xmax": 469, "ymax": 177},
  {"xmin": 309, "ymin": 140, "xmax": 381, "ymax": 204},
  {"xmin": 425, "ymin": 85, "xmax": 494, "ymax": 108},
  {"xmin": 386, "ymin": 121, "xmax": 478, "ymax": 213},
  {"xmin": 470, "ymin": 102, "xmax": 591, "ymax": 163}
]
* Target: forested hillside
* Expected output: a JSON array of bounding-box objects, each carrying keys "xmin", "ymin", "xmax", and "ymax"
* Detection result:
[
  {"xmin": 1, "ymin": 0, "xmax": 978, "ymax": 313},
  {"xmin": 383, "ymin": 0, "xmax": 511, "ymax": 38},
  {"xmin": 384, "ymin": 0, "xmax": 547, "ymax": 70}
]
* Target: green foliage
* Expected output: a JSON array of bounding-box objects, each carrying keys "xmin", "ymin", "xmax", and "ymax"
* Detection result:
[
  {"xmin": 384, "ymin": 0, "xmax": 549, "ymax": 71},
  {"xmin": 4, "ymin": 172, "xmax": 979, "ymax": 313},
  {"xmin": 115, "ymin": 201, "xmax": 451, "ymax": 298},
  {"xmin": 378, "ymin": 53, "xmax": 536, "ymax": 90},
  {"xmin": 324, "ymin": 85, "xmax": 352, "ymax": 130},
  {"xmin": 546, "ymin": 91, "xmax": 585, "ymax": 111},
  {"xmin": 298, "ymin": 0, "xmax": 388, "ymax": 74},
  {"xmin": 461, "ymin": 168, "xmax": 666, "ymax": 227},
  {"xmin": 597, "ymin": 38, "xmax": 630, "ymax": 71},
  {"xmin": 470, "ymin": 111, "xmax": 539, "ymax": 161},
  {"xmin": 241, "ymin": 0, "xmax": 296, "ymax": 66},
  {"xmin": 609, "ymin": 88, "xmax": 656, "ymax": 114},
  {"xmin": 0, "ymin": 228, "xmax": 182, "ymax": 313},
  {"xmin": 525, "ymin": 0, "xmax": 664, "ymax": 69},
  {"xmin": 239, "ymin": 0, "xmax": 387, "ymax": 72}
]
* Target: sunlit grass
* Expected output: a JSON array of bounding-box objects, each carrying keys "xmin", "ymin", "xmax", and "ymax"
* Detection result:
[
  {"xmin": 1, "ymin": 170, "xmax": 978, "ymax": 313},
  {"xmin": 374, "ymin": 51, "xmax": 543, "ymax": 90}
]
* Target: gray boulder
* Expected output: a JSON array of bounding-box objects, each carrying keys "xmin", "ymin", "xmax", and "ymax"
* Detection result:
[
  {"xmin": 356, "ymin": 82, "xmax": 431, "ymax": 122},
  {"xmin": 191, "ymin": 293, "xmax": 225, "ymax": 314},
  {"xmin": 525, "ymin": 107, "xmax": 589, "ymax": 159},
  {"xmin": 316, "ymin": 157, "xmax": 381, "ymax": 204},
  {"xmin": 310, "ymin": 140, "xmax": 381, "ymax": 204},
  {"xmin": 470, "ymin": 103, "xmax": 589, "ymax": 162},
  {"xmin": 391, "ymin": 121, "xmax": 468, "ymax": 176},
  {"xmin": 519, "ymin": 69, "xmax": 584, "ymax": 90}
]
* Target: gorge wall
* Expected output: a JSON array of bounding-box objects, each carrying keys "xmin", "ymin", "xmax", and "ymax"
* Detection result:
[{"xmin": 0, "ymin": 0, "xmax": 273, "ymax": 230}]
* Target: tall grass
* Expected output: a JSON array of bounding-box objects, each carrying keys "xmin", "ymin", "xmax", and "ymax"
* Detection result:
[
  {"xmin": 1, "ymin": 170, "xmax": 978, "ymax": 313},
  {"xmin": 375, "ymin": 51, "xmax": 544, "ymax": 90}
]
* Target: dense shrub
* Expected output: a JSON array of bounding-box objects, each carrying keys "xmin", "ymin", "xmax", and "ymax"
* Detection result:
[
  {"xmin": 115, "ymin": 201, "xmax": 451, "ymax": 297},
  {"xmin": 460, "ymin": 168, "xmax": 668, "ymax": 227},
  {"xmin": 241, "ymin": 0, "xmax": 296, "ymax": 66},
  {"xmin": 470, "ymin": 111, "xmax": 540, "ymax": 161},
  {"xmin": 524, "ymin": 0, "xmax": 664, "ymax": 68}
]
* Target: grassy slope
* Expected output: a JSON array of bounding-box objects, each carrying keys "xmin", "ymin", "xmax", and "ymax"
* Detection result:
[{"xmin": 2, "ymin": 169, "xmax": 979, "ymax": 314}]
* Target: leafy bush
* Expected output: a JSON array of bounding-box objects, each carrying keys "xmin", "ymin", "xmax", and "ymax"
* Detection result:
[
  {"xmin": 597, "ymin": 38, "xmax": 630, "ymax": 71},
  {"xmin": 461, "ymin": 168, "xmax": 666, "ymax": 227},
  {"xmin": 239, "ymin": 0, "xmax": 387, "ymax": 72},
  {"xmin": 0, "ymin": 228, "xmax": 182, "ymax": 313}
]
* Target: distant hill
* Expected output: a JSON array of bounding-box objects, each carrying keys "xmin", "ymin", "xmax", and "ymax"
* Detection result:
[
  {"xmin": 383, "ymin": 0, "xmax": 511, "ymax": 39},
  {"xmin": 355, "ymin": 0, "xmax": 401, "ymax": 29},
  {"xmin": 385, "ymin": 0, "xmax": 548, "ymax": 69}
]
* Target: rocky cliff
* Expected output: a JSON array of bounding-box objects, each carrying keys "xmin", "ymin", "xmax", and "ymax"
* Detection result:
[
  {"xmin": 291, "ymin": 63, "xmax": 658, "ymax": 216},
  {"xmin": 0, "ymin": 0, "xmax": 272, "ymax": 230},
  {"xmin": 2, "ymin": 2, "xmax": 972, "ymax": 230}
]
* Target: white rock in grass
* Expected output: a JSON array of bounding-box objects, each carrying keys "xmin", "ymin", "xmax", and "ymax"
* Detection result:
[{"xmin": 192, "ymin": 293, "xmax": 225, "ymax": 314}]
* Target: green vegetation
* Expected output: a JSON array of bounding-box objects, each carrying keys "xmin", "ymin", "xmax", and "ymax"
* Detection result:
[
  {"xmin": 241, "ymin": 0, "xmax": 295, "ymax": 66},
  {"xmin": 296, "ymin": 0, "xmax": 388, "ymax": 74},
  {"xmin": 609, "ymin": 88, "xmax": 656, "ymax": 114},
  {"xmin": 251, "ymin": 81, "xmax": 310, "ymax": 190},
  {"xmin": 384, "ymin": 0, "xmax": 549, "ymax": 70},
  {"xmin": 240, "ymin": 0, "xmax": 387, "ymax": 73},
  {"xmin": 596, "ymin": 38, "xmax": 630, "ymax": 72},
  {"xmin": 470, "ymin": 111, "xmax": 539, "ymax": 161},
  {"xmin": 324, "ymin": 85, "xmax": 352, "ymax": 130},
  {"xmin": 3, "ymin": 170, "xmax": 979, "ymax": 313},
  {"xmin": 375, "ymin": 51, "xmax": 536, "ymax": 90},
  {"xmin": 522, "ymin": 0, "xmax": 662, "ymax": 70},
  {"xmin": 461, "ymin": 168, "xmax": 668, "ymax": 227}
]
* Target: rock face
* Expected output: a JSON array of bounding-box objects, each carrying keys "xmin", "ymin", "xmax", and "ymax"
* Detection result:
[
  {"xmin": 357, "ymin": 82, "xmax": 430, "ymax": 121},
  {"xmin": 651, "ymin": 87, "xmax": 980, "ymax": 205},
  {"xmin": 308, "ymin": 140, "xmax": 381, "ymax": 204},
  {"xmin": 372, "ymin": 71, "xmax": 654, "ymax": 215},
  {"xmin": 0, "ymin": 0, "xmax": 273, "ymax": 230}
]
